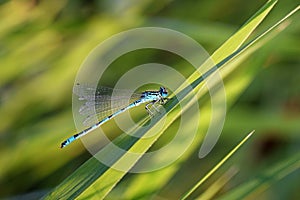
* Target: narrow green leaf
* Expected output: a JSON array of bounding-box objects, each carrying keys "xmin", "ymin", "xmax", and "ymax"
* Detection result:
[
  {"xmin": 216, "ymin": 152, "xmax": 300, "ymax": 200},
  {"xmin": 185, "ymin": 0, "xmax": 278, "ymax": 86},
  {"xmin": 195, "ymin": 166, "xmax": 239, "ymax": 200},
  {"xmin": 180, "ymin": 130, "xmax": 255, "ymax": 200}
]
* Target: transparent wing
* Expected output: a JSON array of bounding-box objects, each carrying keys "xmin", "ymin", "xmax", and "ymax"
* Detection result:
[
  {"xmin": 73, "ymin": 83, "xmax": 142, "ymax": 101},
  {"xmin": 82, "ymin": 105, "xmax": 131, "ymax": 127},
  {"xmin": 73, "ymin": 83, "xmax": 142, "ymax": 127}
]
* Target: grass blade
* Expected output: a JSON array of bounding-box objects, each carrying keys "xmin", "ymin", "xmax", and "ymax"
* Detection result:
[
  {"xmin": 185, "ymin": 0, "xmax": 278, "ymax": 85},
  {"xmin": 216, "ymin": 152, "xmax": 300, "ymax": 200},
  {"xmin": 196, "ymin": 166, "xmax": 239, "ymax": 200},
  {"xmin": 180, "ymin": 130, "xmax": 255, "ymax": 200}
]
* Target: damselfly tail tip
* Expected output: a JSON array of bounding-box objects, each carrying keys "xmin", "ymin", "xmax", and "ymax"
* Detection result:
[{"xmin": 60, "ymin": 141, "xmax": 67, "ymax": 148}]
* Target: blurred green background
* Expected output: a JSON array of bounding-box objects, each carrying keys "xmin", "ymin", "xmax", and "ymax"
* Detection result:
[{"xmin": 0, "ymin": 0, "xmax": 299, "ymax": 199}]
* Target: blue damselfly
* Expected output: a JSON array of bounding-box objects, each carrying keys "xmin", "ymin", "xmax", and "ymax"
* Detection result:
[{"xmin": 60, "ymin": 83, "xmax": 168, "ymax": 148}]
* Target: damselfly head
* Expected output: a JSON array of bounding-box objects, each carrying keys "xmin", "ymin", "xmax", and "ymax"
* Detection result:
[{"xmin": 159, "ymin": 87, "xmax": 168, "ymax": 98}]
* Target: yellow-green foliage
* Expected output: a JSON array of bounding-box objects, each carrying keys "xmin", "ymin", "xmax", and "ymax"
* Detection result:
[{"xmin": 0, "ymin": 0, "xmax": 299, "ymax": 199}]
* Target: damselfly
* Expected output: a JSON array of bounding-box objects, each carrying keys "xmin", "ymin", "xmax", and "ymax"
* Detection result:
[{"xmin": 60, "ymin": 83, "xmax": 168, "ymax": 148}]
